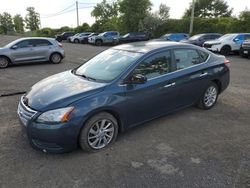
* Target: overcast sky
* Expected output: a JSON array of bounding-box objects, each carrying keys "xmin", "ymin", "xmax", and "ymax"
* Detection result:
[{"xmin": 0, "ymin": 0, "xmax": 249, "ymax": 28}]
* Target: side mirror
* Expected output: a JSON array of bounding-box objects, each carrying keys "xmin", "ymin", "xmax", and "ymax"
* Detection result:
[
  {"xmin": 125, "ymin": 74, "xmax": 147, "ymax": 84},
  {"xmin": 11, "ymin": 45, "xmax": 18, "ymax": 50}
]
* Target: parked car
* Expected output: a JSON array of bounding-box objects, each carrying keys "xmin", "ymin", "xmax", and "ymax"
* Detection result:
[
  {"xmin": 156, "ymin": 33, "xmax": 189, "ymax": 42},
  {"xmin": 55, "ymin": 32, "xmax": 75, "ymax": 42},
  {"xmin": 203, "ymin": 33, "xmax": 250, "ymax": 56},
  {"xmin": 17, "ymin": 41, "xmax": 230, "ymax": 153},
  {"xmin": 240, "ymin": 39, "xmax": 250, "ymax": 58},
  {"xmin": 0, "ymin": 37, "xmax": 65, "ymax": 68},
  {"xmin": 80, "ymin": 33, "xmax": 99, "ymax": 44},
  {"xmin": 119, "ymin": 32, "xmax": 149, "ymax": 43},
  {"xmin": 69, "ymin": 32, "xmax": 92, "ymax": 43},
  {"xmin": 181, "ymin": 33, "xmax": 222, "ymax": 46},
  {"xmin": 88, "ymin": 31, "xmax": 120, "ymax": 46}
]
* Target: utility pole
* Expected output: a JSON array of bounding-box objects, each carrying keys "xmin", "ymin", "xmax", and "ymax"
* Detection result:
[
  {"xmin": 189, "ymin": 0, "xmax": 195, "ymax": 35},
  {"xmin": 76, "ymin": 1, "xmax": 79, "ymax": 27}
]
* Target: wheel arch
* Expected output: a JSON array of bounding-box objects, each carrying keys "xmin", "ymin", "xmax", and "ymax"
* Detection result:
[
  {"xmin": 0, "ymin": 55, "xmax": 12, "ymax": 64},
  {"xmin": 211, "ymin": 79, "xmax": 222, "ymax": 94}
]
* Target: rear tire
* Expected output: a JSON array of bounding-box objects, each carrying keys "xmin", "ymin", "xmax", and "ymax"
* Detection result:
[
  {"xmin": 240, "ymin": 47, "xmax": 248, "ymax": 58},
  {"xmin": 74, "ymin": 39, "xmax": 80, "ymax": 43},
  {"xmin": 0, "ymin": 56, "xmax": 10, "ymax": 68},
  {"xmin": 79, "ymin": 112, "xmax": 118, "ymax": 152},
  {"xmin": 198, "ymin": 82, "xmax": 219, "ymax": 110},
  {"xmin": 50, "ymin": 53, "xmax": 62, "ymax": 64},
  {"xmin": 220, "ymin": 46, "xmax": 231, "ymax": 56}
]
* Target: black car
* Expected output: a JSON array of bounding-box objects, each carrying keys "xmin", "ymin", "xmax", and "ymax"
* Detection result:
[
  {"xmin": 119, "ymin": 32, "xmax": 149, "ymax": 43},
  {"xmin": 55, "ymin": 32, "xmax": 75, "ymax": 42},
  {"xmin": 181, "ymin": 33, "xmax": 222, "ymax": 46},
  {"xmin": 17, "ymin": 41, "xmax": 230, "ymax": 153},
  {"xmin": 80, "ymin": 33, "xmax": 99, "ymax": 44},
  {"xmin": 240, "ymin": 40, "xmax": 250, "ymax": 58}
]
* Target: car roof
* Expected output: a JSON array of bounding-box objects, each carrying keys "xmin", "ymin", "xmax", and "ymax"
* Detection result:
[
  {"xmin": 13, "ymin": 37, "xmax": 55, "ymax": 42},
  {"xmin": 113, "ymin": 41, "xmax": 196, "ymax": 53}
]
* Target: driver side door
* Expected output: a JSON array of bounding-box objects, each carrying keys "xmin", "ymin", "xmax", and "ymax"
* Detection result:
[{"xmin": 123, "ymin": 50, "xmax": 179, "ymax": 127}]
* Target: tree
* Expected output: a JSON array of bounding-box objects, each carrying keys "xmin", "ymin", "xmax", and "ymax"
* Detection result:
[
  {"xmin": 119, "ymin": 0, "xmax": 152, "ymax": 32},
  {"xmin": 183, "ymin": 0, "xmax": 233, "ymax": 18},
  {"xmin": 158, "ymin": 3, "xmax": 170, "ymax": 21},
  {"xmin": 25, "ymin": 7, "xmax": 40, "ymax": 31},
  {"xmin": 13, "ymin": 14, "xmax": 24, "ymax": 33},
  {"xmin": 0, "ymin": 12, "xmax": 14, "ymax": 34},
  {"xmin": 75, "ymin": 23, "xmax": 91, "ymax": 33},
  {"xmin": 91, "ymin": 0, "xmax": 119, "ymax": 21}
]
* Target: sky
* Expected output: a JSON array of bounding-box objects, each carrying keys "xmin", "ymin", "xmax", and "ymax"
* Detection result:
[{"xmin": 0, "ymin": 0, "xmax": 249, "ymax": 29}]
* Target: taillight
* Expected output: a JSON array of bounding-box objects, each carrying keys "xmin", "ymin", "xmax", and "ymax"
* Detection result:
[
  {"xmin": 58, "ymin": 43, "xmax": 63, "ymax": 48},
  {"xmin": 224, "ymin": 59, "xmax": 230, "ymax": 67}
]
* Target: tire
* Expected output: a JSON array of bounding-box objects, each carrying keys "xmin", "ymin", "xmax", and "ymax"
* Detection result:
[
  {"xmin": 79, "ymin": 112, "xmax": 119, "ymax": 152},
  {"xmin": 220, "ymin": 46, "xmax": 231, "ymax": 56},
  {"xmin": 57, "ymin": 38, "xmax": 62, "ymax": 42},
  {"xmin": 74, "ymin": 39, "xmax": 80, "ymax": 43},
  {"xmin": 95, "ymin": 40, "xmax": 102, "ymax": 46},
  {"xmin": 240, "ymin": 47, "xmax": 248, "ymax": 58},
  {"xmin": 50, "ymin": 53, "xmax": 62, "ymax": 64},
  {"xmin": 0, "ymin": 56, "xmax": 10, "ymax": 68},
  {"xmin": 198, "ymin": 82, "xmax": 219, "ymax": 110},
  {"xmin": 113, "ymin": 39, "xmax": 119, "ymax": 45}
]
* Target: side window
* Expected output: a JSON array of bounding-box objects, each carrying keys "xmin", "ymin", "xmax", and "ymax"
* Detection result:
[
  {"xmin": 174, "ymin": 49, "xmax": 201, "ymax": 70},
  {"xmin": 133, "ymin": 51, "xmax": 172, "ymax": 79},
  {"xmin": 245, "ymin": 35, "xmax": 250, "ymax": 40},
  {"xmin": 15, "ymin": 40, "xmax": 32, "ymax": 48},
  {"xmin": 32, "ymin": 39, "xmax": 52, "ymax": 47},
  {"xmin": 234, "ymin": 34, "xmax": 244, "ymax": 41},
  {"xmin": 199, "ymin": 50, "xmax": 209, "ymax": 62}
]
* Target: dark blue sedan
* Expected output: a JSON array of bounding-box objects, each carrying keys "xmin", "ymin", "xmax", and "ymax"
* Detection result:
[{"xmin": 17, "ymin": 41, "xmax": 230, "ymax": 153}]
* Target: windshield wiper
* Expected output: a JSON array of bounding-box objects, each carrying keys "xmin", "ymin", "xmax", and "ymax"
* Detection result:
[{"xmin": 80, "ymin": 74, "xmax": 96, "ymax": 81}]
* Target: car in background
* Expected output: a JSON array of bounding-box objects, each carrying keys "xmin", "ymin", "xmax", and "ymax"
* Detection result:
[
  {"xmin": 55, "ymin": 32, "xmax": 75, "ymax": 42},
  {"xmin": 17, "ymin": 41, "xmax": 230, "ymax": 153},
  {"xmin": 119, "ymin": 32, "xmax": 149, "ymax": 43},
  {"xmin": 80, "ymin": 33, "xmax": 99, "ymax": 44},
  {"xmin": 240, "ymin": 39, "xmax": 250, "ymax": 58},
  {"xmin": 157, "ymin": 33, "xmax": 189, "ymax": 42},
  {"xmin": 69, "ymin": 32, "xmax": 92, "ymax": 43},
  {"xmin": 0, "ymin": 37, "xmax": 65, "ymax": 68},
  {"xmin": 88, "ymin": 31, "xmax": 120, "ymax": 46},
  {"xmin": 203, "ymin": 33, "xmax": 250, "ymax": 56},
  {"xmin": 181, "ymin": 33, "xmax": 222, "ymax": 46}
]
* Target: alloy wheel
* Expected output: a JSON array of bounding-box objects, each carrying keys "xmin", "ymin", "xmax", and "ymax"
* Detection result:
[{"xmin": 204, "ymin": 86, "xmax": 217, "ymax": 107}]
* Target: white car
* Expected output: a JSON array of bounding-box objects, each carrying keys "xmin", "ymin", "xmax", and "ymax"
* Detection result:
[
  {"xmin": 203, "ymin": 33, "xmax": 250, "ymax": 56},
  {"xmin": 69, "ymin": 33, "xmax": 91, "ymax": 43}
]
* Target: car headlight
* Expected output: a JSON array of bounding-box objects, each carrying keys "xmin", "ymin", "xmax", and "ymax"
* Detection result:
[
  {"xmin": 36, "ymin": 107, "xmax": 74, "ymax": 124},
  {"xmin": 212, "ymin": 43, "xmax": 221, "ymax": 45}
]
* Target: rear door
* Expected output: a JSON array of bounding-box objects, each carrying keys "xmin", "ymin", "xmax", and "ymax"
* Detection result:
[
  {"xmin": 30, "ymin": 39, "xmax": 52, "ymax": 61},
  {"xmin": 124, "ymin": 50, "xmax": 178, "ymax": 126},
  {"xmin": 10, "ymin": 39, "xmax": 35, "ymax": 63},
  {"xmin": 172, "ymin": 48, "xmax": 210, "ymax": 107}
]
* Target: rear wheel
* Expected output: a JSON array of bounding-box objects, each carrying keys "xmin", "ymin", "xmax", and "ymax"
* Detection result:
[
  {"xmin": 198, "ymin": 82, "xmax": 219, "ymax": 110},
  {"xmin": 79, "ymin": 112, "xmax": 118, "ymax": 152},
  {"xmin": 74, "ymin": 39, "xmax": 80, "ymax": 43},
  {"xmin": 50, "ymin": 53, "xmax": 62, "ymax": 64},
  {"xmin": 240, "ymin": 47, "xmax": 248, "ymax": 58},
  {"xmin": 220, "ymin": 46, "xmax": 231, "ymax": 56},
  {"xmin": 0, "ymin": 56, "xmax": 10, "ymax": 68}
]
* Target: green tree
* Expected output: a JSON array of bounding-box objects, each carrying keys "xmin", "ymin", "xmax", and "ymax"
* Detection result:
[
  {"xmin": 158, "ymin": 3, "xmax": 170, "ymax": 21},
  {"xmin": 25, "ymin": 7, "xmax": 40, "ymax": 31},
  {"xmin": 13, "ymin": 14, "xmax": 24, "ymax": 33},
  {"xmin": 0, "ymin": 12, "xmax": 14, "ymax": 34},
  {"xmin": 75, "ymin": 23, "xmax": 91, "ymax": 33},
  {"xmin": 183, "ymin": 0, "xmax": 233, "ymax": 18},
  {"xmin": 119, "ymin": 0, "xmax": 152, "ymax": 32}
]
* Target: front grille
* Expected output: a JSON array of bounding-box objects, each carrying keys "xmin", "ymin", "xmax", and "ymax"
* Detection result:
[{"xmin": 17, "ymin": 96, "xmax": 37, "ymax": 127}]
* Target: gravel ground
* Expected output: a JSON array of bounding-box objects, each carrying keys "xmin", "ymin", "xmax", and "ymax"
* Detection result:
[{"xmin": 0, "ymin": 35, "xmax": 249, "ymax": 188}]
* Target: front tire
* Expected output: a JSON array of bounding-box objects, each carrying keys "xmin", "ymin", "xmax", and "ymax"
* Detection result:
[
  {"xmin": 79, "ymin": 112, "xmax": 118, "ymax": 152},
  {"xmin": 95, "ymin": 40, "xmax": 102, "ymax": 46},
  {"xmin": 74, "ymin": 39, "xmax": 80, "ymax": 43},
  {"xmin": 50, "ymin": 53, "xmax": 62, "ymax": 64},
  {"xmin": 220, "ymin": 46, "xmax": 231, "ymax": 56},
  {"xmin": 198, "ymin": 82, "xmax": 219, "ymax": 110},
  {"xmin": 0, "ymin": 56, "xmax": 10, "ymax": 68}
]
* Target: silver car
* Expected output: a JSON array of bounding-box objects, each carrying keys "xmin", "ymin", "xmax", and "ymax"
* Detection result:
[{"xmin": 0, "ymin": 37, "xmax": 65, "ymax": 68}]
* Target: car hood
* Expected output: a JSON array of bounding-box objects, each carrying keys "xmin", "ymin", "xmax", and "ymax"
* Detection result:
[
  {"xmin": 26, "ymin": 71, "xmax": 107, "ymax": 111},
  {"xmin": 204, "ymin": 39, "xmax": 221, "ymax": 44}
]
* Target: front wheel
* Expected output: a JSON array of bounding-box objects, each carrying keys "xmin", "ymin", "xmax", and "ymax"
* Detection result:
[
  {"xmin": 50, "ymin": 53, "xmax": 62, "ymax": 64},
  {"xmin": 220, "ymin": 46, "xmax": 231, "ymax": 56},
  {"xmin": 0, "ymin": 56, "xmax": 10, "ymax": 68},
  {"xmin": 198, "ymin": 82, "xmax": 219, "ymax": 110},
  {"xmin": 79, "ymin": 112, "xmax": 118, "ymax": 152},
  {"xmin": 74, "ymin": 39, "xmax": 80, "ymax": 43},
  {"xmin": 95, "ymin": 40, "xmax": 102, "ymax": 46}
]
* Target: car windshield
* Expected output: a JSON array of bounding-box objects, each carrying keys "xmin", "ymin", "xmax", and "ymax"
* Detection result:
[
  {"xmin": 98, "ymin": 33, "xmax": 105, "ymax": 36},
  {"xmin": 160, "ymin": 34, "xmax": 170, "ymax": 39},
  {"xmin": 123, "ymin": 33, "xmax": 130, "ymax": 37},
  {"xmin": 218, "ymin": 34, "xmax": 236, "ymax": 41},
  {"xmin": 75, "ymin": 49, "xmax": 143, "ymax": 82},
  {"xmin": 189, "ymin": 34, "xmax": 203, "ymax": 40},
  {"xmin": 4, "ymin": 39, "xmax": 22, "ymax": 48}
]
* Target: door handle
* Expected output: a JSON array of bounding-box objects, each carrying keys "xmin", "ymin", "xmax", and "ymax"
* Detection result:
[
  {"xmin": 199, "ymin": 72, "xmax": 208, "ymax": 77},
  {"xmin": 164, "ymin": 82, "xmax": 176, "ymax": 88}
]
